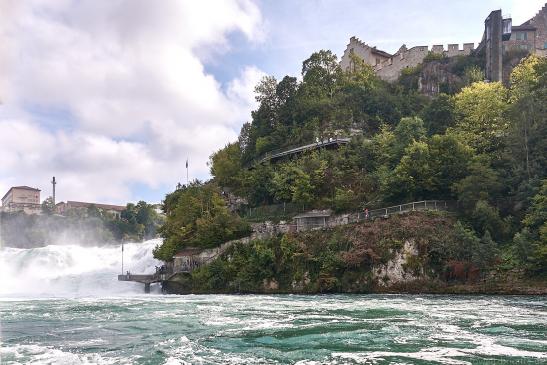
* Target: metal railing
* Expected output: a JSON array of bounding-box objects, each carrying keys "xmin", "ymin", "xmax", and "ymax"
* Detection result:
[
  {"xmin": 170, "ymin": 200, "xmax": 455, "ymax": 274},
  {"xmin": 246, "ymin": 136, "xmax": 351, "ymax": 168},
  {"xmin": 358, "ymin": 200, "xmax": 453, "ymax": 220}
]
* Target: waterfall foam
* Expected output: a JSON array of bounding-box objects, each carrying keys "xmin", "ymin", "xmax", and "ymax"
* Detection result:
[{"xmin": 0, "ymin": 239, "xmax": 163, "ymax": 297}]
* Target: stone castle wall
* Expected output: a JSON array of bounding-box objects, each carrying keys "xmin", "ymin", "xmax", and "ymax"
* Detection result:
[
  {"xmin": 340, "ymin": 36, "xmax": 391, "ymax": 71},
  {"xmin": 373, "ymin": 43, "xmax": 474, "ymax": 82},
  {"xmin": 340, "ymin": 36, "xmax": 475, "ymax": 82},
  {"xmin": 528, "ymin": 4, "xmax": 547, "ymax": 56}
]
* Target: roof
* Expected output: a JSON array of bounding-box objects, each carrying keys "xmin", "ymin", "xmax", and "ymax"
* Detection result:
[
  {"xmin": 66, "ymin": 200, "xmax": 126, "ymax": 211},
  {"xmin": 173, "ymin": 247, "xmax": 203, "ymax": 257},
  {"xmin": 2, "ymin": 186, "xmax": 41, "ymax": 202},
  {"xmin": 371, "ymin": 47, "xmax": 392, "ymax": 58},
  {"xmin": 294, "ymin": 210, "xmax": 332, "ymax": 219}
]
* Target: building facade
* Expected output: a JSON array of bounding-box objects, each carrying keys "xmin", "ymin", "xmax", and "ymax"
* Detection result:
[
  {"xmin": 56, "ymin": 200, "xmax": 126, "ymax": 218},
  {"xmin": 1, "ymin": 186, "xmax": 41, "ymax": 214}
]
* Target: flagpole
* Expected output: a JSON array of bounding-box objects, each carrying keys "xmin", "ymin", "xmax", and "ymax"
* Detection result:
[
  {"xmin": 121, "ymin": 242, "xmax": 124, "ymax": 275},
  {"xmin": 186, "ymin": 158, "xmax": 189, "ymax": 185}
]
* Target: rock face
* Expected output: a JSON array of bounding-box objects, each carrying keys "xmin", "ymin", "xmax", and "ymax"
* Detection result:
[
  {"xmin": 418, "ymin": 61, "xmax": 464, "ymax": 97},
  {"xmin": 372, "ymin": 240, "xmax": 426, "ymax": 287},
  {"xmin": 263, "ymin": 278, "xmax": 279, "ymax": 291}
]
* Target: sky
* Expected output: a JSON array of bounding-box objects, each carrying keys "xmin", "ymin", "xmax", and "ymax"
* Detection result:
[{"xmin": 0, "ymin": 0, "xmax": 544, "ymax": 205}]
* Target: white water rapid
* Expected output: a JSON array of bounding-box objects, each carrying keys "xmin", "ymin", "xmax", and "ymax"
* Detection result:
[{"xmin": 0, "ymin": 239, "xmax": 163, "ymax": 297}]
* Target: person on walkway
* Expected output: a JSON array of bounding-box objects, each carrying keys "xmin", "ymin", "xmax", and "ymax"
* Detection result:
[{"xmin": 365, "ymin": 208, "xmax": 369, "ymax": 220}]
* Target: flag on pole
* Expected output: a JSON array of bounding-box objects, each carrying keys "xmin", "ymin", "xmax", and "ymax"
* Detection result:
[{"xmin": 186, "ymin": 159, "xmax": 188, "ymax": 168}]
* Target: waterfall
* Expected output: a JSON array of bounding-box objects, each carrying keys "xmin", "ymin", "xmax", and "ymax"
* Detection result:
[{"xmin": 0, "ymin": 239, "xmax": 163, "ymax": 297}]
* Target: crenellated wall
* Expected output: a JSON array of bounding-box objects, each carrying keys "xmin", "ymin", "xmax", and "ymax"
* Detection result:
[
  {"xmin": 340, "ymin": 36, "xmax": 392, "ymax": 72},
  {"xmin": 372, "ymin": 43, "xmax": 475, "ymax": 82},
  {"xmin": 340, "ymin": 36, "xmax": 476, "ymax": 82}
]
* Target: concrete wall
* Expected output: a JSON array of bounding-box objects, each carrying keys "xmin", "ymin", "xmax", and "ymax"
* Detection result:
[{"xmin": 485, "ymin": 10, "xmax": 504, "ymax": 81}]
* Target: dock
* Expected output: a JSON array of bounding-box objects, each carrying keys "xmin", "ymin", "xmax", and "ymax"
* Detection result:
[{"xmin": 118, "ymin": 273, "xmax": 169, "ymax": 293}]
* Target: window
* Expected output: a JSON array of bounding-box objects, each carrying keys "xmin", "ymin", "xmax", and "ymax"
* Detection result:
[
  {"xmin": 516, "ymin": 32, "xmax": 528, "ymax": 41},
  {"xmin": 544, "ymin": 42, "xmax": 547, "ymax": 49},
  {"xmin": 349, "ymin": 48, "xmax": 354, "ymax": 54}
]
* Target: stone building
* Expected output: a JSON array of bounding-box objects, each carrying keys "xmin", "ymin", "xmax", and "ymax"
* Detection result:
[
  {"xmin": 341, "ymin": 3, "xmax": 546, "ymax": 83},
  {"xmin": 340, "ymin": 36, "xmax": 392, "ymax": 71},
  {"xmin": 55, "ymin": 200, "xmax": 126, "ymax": 218},
  {"xmin": 293, "ymin": 210, "xmax": 332, "ymax": 232},
  {"xmin": 507, "ymin": 4, "xmax": 547, "ymax": 57},
  {"xmin": 340, "ymin": 37, "xmax": 474, "ymax": 83},
  {"xmin": 1, "ymin": 186, "xmax": 41, "ymax": 214}
]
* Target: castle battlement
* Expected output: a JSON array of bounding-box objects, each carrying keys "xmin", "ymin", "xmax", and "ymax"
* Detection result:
[
  {"xmin": 341, "ymin": 3, "xmax": 546, "ymax": 85},
  {"xmin": 371, "ymin": 43, "xmax": 474, "ymax": 81},
  {"xmin": 341, "ymin": 36, "xmax": 475, "ymax": 82}
]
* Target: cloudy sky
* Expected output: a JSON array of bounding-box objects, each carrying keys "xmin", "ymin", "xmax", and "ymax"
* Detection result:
[{"xmin": 0, "ymin": 0, "xmax": 544, "ymax": 205}]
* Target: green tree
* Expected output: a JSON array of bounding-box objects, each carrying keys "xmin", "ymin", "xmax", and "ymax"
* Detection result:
[
  {"xmin": 420, "ymin": 94, "xmax": 455, "ymax": 135},
  {"xmin": 393, "ymin": 116, "xmax": 426, "ymax": 159},
  {"xmin": 382, "ymin": 140, "xmax": 433, "ymax": 202},
  {"xmin": 513, "ymin": 179, "xmax": 547, "ymax": 274},
  {"xmin": 463, "ymin": 66, "xmax": 484, "ymax": 85},
  {"xmin": 505, "ymin": 56, "xmax": 547, "ymax": 202},
  {"xmin": 154, "ymin": 181, "xmax": 250, "ymax": 261},
  {"xmin": 41, "ymin": 197, "xmax": 55, "ymax": 215},
  {"xmin": 210, "ymin": 143, "xmax": 244, "ymax": 192},
  {"xmin": 427, "ymin": 134, "xmax": 472, "ymax": 197},
  {"xmin": 301, "ymin": 50, "xmax": 341, "ymax": 99},
  {"xmin": 452, "ymin": 81, "xmax": 509, "ymax": 154},
  {"xmin": 452, "ymin": 156, "xmax": 503, "ymax": 211}
]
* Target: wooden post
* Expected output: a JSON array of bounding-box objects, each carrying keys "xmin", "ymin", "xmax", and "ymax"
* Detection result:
[
  {"xmin": 144, "ymin": 283, "xmax": 151, "ymax": 293},
  {"xmin": 412, "ymin": 202, "xmax": 415, "ymax": 211}
]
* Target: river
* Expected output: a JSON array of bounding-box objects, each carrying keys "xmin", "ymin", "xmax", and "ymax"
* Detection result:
[{"xmin": 1, "ymin": 241, "xmax": 546, "ymax": 364}]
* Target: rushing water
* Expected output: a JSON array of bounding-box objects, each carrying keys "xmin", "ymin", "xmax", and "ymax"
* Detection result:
[{"xmin": 1, "ymin": 243, "xmax": 546, "ymax": 364}]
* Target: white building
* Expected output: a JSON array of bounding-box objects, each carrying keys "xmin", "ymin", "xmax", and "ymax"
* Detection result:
[{"xmin": 1, "ymin": 186, "xmax": 42, "ymax": 214}]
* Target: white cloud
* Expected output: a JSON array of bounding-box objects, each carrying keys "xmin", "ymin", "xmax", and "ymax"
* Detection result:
[{"xmin": 0, "ymin": 0, "xmax": 264, "ymax": 204}]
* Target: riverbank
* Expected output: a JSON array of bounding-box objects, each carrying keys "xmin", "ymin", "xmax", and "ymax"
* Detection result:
[
  {"xmin": 163, "ymin": 273, "xmax": 547, "ymax": 295},
  {"xmin": 162, "ymin": 211, "xmax": 547, "ymax": 296}
]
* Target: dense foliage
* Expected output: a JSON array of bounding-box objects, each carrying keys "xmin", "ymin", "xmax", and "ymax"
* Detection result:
[
  {"xmin": 178, "ymin": 212, "xmax": 505, "ymax": 293},
  {"xmin": 205, "ymin": 52, "xmax": 546, "ymax": 276},
  {"xmin": 153, "ymin": 181, "xmax": 251, "ymax": 261}
]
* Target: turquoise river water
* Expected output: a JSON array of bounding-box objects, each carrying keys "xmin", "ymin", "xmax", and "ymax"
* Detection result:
[{"xmin": 0, "ymin": 241, "xmax": 546, "ymax": 364}]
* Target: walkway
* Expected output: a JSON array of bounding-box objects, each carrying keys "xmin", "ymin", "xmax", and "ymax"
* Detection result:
[
  {"xmin": 256, "ymin": 137, "xmax": 351, "ymax": 165},
  {"xmin": 118, "ymin": 200, "xmax": 454, "ymax": 290}
]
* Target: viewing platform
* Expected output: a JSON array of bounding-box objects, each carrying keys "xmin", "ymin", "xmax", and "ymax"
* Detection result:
[
  {"xmin": 118, "ymin": 273, "xmax": 169, "ymax": 293},
  {"xmin": 256, "ymin": 137, "xmax": 351, "ymax": 166}
]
